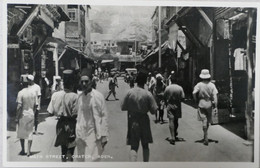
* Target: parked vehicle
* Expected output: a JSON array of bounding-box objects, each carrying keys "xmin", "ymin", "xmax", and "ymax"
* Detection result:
[{"xmin": 125, "ymin": 68, "xmax": 137, "ymax": 75}]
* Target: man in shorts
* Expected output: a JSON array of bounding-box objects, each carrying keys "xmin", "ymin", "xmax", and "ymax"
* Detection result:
[
  {"xmin": 192, "ymin": 69, "xmax": 218, "ymax": 146},
  {"xmin": 164, "ymin": 74, "xmax": 185, "ymax": 145},
  {"xmin": 121, "ymin": 71, "xmax": 157, "ymax": 162}
]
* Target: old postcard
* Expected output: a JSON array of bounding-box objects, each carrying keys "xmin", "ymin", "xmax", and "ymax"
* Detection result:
[{"xmin": 1, "ymin": 0, "xmax": 259, "ymax": 167}]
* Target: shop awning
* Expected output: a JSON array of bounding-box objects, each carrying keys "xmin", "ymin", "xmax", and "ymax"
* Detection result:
[
  {"xmin": 142, "ymin": 41, "xmax": 169, "ymax": 62},
  {"xmin": 17, "ymin": 5, "xmax": 39, "ymax": 37},
  {"xmin": 17, "ymin": 5, "xmax": 70, "ymax": 37},
  {"xmin": 118, "ymin": 55, "xmax": 143, "ymax": 62},
  {"xmin": 165, "ymin": 7, "xmax": 210, "ymax": 47},
  {"xmin": 101, "ymin": 60, "xmax": 114, "ymax": 63},
  {"xmin": 33, "ymin": 37, "xmax": 67, "ymax": 58},
  {"xmin": 59, "ymin": 45, "xmax": 94, "ymax": 62}
]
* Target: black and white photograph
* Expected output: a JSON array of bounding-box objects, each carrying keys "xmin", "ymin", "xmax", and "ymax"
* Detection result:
[{"xmin": 1, "ymin": 0, "xmax": 259, "ymax": 167}]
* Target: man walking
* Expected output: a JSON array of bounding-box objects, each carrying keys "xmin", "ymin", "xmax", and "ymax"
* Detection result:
[
  {"xmin": 192, "ymin": 69, "xmax": 218, "ymax": 146},
  {"xmin": 16, "ymin": 75, "xmax": 38, "ymax": 157},
  {"xmin": 47, "ymin": 70, "xmax": 78, "ymax": 162},
  {"xmin": 121, "ymin": 71, "xmax": 157, "ymax": 162},
  {"xmin": 75, "ymin": 74, "xmax": 108, "ymax": 162},
  {"xmin": 153, "ymin": 73, "xmax": 166, "ymax": 123},
  {"xmin": 129, "ymin": 72, "xmax": 135, "ymax": 88},
  {"xmin": 164, "ymin": 74, "xmax": 185, "ymax": 145},
  {"xmin": 106, "ymin": 73, "xmax": 119, "ymax": 100},
  {"xmin": 27, "ymin": 74, "xmax": 41, "ymax": 135}
]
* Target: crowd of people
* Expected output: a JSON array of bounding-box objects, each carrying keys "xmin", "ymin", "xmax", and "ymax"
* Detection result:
[{"xmin": 14, "ymin": 66, "xmax": 218, "ymax": 162}]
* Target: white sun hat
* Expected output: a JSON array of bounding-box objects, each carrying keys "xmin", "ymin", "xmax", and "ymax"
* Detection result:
[{"xmin": 199, "ymin": 69, "xmax": 211, "ymax": 79}]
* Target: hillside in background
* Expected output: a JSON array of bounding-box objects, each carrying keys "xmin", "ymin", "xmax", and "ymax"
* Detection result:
[{"xmin": 89, "ymin": 6, "xmax": 155, "ymax": 42}]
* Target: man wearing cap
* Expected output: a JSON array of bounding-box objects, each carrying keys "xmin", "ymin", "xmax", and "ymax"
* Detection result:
[
  {"xmin": 51, "ymin": 76, "xmax": 63, "ymax": 95},
  {"xmin": 47, "ymin": 70, "xmax": 78, "ymax": 162},
  {"xmin": 164, "ymin": 74, "xmax": 185, "ymax": 145},
  {"xmin": 75, "ymin": 75, "xmax": 108, "ymax": 162},
  {"xmin": 16, "ymin": 75, "xmax": 38, "ymax": 157},
  {"xmin": 27, "ymin": 74, "xmax": 41, "ymax": 135},
  {"xmin": 121, "ymin": 72, "xmax": 157, "ymax": 162},
  {"xmin": 192, "ymin": 69, "xmax": 218, "ymax": 146}
]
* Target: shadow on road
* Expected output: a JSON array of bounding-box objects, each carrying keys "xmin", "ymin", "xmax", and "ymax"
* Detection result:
[
  {"xmin": 165, "ymin": 137, "xmax": 186, "ymax": 145},
  {"xmin": 18, "ymin": 151, "xmax": 41, "ymax": 157},
  {"xmin": 153, "ymin": 120, "xmax": 169, "ymax": 125},
  {"xmin": 33, "ymin": 132, "xmax": 44, "ymax": 135},
  {"xmin": 195, "ymin": 138, "xmax": 219, "ymax": 144}
]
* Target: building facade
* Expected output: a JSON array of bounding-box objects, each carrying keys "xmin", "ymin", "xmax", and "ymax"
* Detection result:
[
  {"xmin": 142, "ymin": 6, "xmax": 256, "ymax": 140},
  {"xmin": 7, "ymin": 4, "xmax": 70, "ymax": 119}
]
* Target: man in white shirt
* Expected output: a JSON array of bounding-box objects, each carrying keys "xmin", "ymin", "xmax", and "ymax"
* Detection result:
[
  {"xmin": 47, "ymin": 70, "xmax": 78, "ymax": 162},
  {"xmin": 192, "ymin": 69, "xmax": 218, "ymax": 146},
  {"xmin": 27, "ymin": 75, "xmax": 41, "ymax": 134},
  {"xmin": 16, "ymin": 76, "xmax": 38, "ymax": 157},
  {"xmin": 75, "ymin": 75, "xmax": 108, "ymax": 162}
]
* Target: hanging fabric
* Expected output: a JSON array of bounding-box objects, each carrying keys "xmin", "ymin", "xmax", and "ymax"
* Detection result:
[{"xmin": 233, "ymin": 48, "xmax": 246, "ymax": 70}]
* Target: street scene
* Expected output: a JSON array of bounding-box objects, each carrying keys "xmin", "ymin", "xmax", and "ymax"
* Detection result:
[
  {"xmin": 5, "ymin": 2, "xmax": 257, "ymax": 165},
  {"xmin": 7, "ymin": 78, "xmax": 253, "ymax": 162}
]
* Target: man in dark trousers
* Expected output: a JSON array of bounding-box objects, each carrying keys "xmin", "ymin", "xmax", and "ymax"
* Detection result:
[
  {"xmin": 106, "ymin": 73, "xmax": 119, "ymax": 100},
  {"xmin": 164, "ymin": 74, "xmax": 185, "ymax": 145},
  {"xmin": 121, "ymin": 71, "xmax": 157, "ymax": 162}
]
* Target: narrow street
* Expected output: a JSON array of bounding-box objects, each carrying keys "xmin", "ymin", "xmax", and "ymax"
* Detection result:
[{"xmin": 6, "ymin": 77, "xmax": 253, "ymax": 162}]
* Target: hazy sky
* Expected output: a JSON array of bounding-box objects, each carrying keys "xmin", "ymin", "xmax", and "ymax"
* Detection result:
[{"xmin": 89, "ymin": 6, "xmax": 155, "ymax": 35}]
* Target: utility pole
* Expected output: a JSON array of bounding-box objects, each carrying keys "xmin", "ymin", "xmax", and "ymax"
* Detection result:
[
  {"xmin": 158, "ymin": 6, "xmax": 162, "ymax": 68},
  {"xmin": 78, "ymin": 5, "xmax": 82, "ymax": 71},
  {"xmin": 134, "ymin": 36, "xmax": 137, "ymax": 67}
]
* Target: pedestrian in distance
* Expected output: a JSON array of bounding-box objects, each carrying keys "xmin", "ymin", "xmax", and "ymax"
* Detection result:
[
  {"xmin": 129, "ymin": 72, "xmax": 135, "ymax": 88},
  {"xmin": 167, "ymin": 71, "xmax": 175, "ymax": 86},
  {"xmin": 16, "ymin": 75, "xmax": 38, "ymax": 157},
  {"xmin": 164, "ymin": 74, "xmax": 185, "ymax": 145},
  {"xmin": 105, "ymin": 73, "xmax": 119, "ymax": 101},
  {"xmin": 27, "ymin": 74, "xmax": 41, "ymax": 135},
  {"xmin": 75, "ymin": 74, "xmax": 108, "ymax": 162},
  {"xmin": 121, "ymin": 71, "xmax": 158, "ymax": 162},
  {"xmin": 47, "ymin": 70, "xmax": 78, "ymax": 162},
  {"xmin": 192, "ymin": 69, "xmax": 218, "ymax": 146},
  {"xmin": 92, "ymin": 74, "xmax": 99, "ymax": 89},
  {"xmin": 153, "ymin": 73, "xmax": 166, "ymax": 123},
  {"xmin": 148, "ymin": 72, "xmax": 156, "ymax": 93}
]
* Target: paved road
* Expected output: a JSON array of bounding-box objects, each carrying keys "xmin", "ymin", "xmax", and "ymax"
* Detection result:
[{"xmin": 6, "ymin": 77, "xmax": 253, "ymax": 163}]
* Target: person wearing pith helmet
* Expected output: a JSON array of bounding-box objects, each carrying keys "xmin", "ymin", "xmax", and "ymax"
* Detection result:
[{"xmin": 192, "ymin": 69, "xmax": 218, "ymax": 146}]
